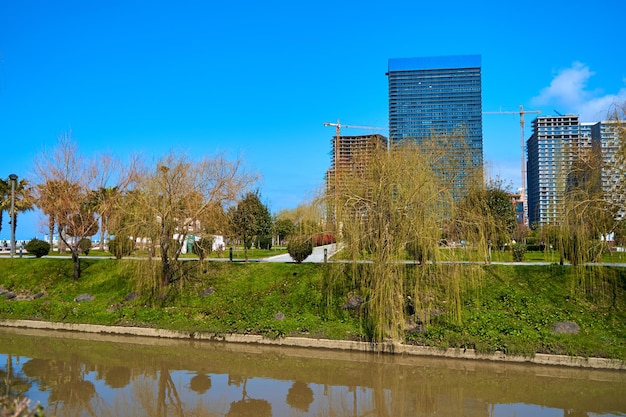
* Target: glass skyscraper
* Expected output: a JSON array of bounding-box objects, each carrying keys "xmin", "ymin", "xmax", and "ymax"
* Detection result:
[{"xmin": 387, "ymin": 55, "xmax": 483, "ymax": 198}]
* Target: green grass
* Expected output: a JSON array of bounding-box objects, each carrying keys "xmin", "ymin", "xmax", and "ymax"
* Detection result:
[
  {"xmin": 0, "ymin": 258, "xmax": 356, "ymax": 340},
  {"xmin": 406, "ymin": 264, "xmax": 626, "ymax": 359},
  {"xmin": 0, "ymin": 258, "xmax": 624, "ymax": 360},
  {"xmin": 39, "ymin": 246, "xmax": 288, "ymax": 260}
]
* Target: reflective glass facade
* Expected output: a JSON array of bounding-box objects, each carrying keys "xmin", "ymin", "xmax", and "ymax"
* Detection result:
[
  {"xmin": 387, "ymin": 55, "xmax": 483, "ymax": 200},
  {"xmin": 387, "ymin": 55, "xmax": 483, "ymax": 167}
]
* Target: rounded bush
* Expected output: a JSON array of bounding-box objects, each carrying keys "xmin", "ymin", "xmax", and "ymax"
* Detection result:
[
  {"xmin": 287, "ymin": 236, "xmax": 313, "ymax": 263},
  {"xmin": 78, "ymin": 238, "xmax": 92, "ymax": 255},
  {"xmin": 108, "ymin": 237, "xmax": 135, "ymax": 259},
  {"xmin": 511, "ymin": 243, "xmax": 526, "ymax": 262},
  {"xmin": 25, "ymin": 238, "xmax": 51, "ymax": 258}
]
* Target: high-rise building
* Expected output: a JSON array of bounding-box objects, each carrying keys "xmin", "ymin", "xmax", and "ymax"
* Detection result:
[
  {"xmin": 591, "ymin": 120, "xmax": 626, "ymax": 219},
  {"xmin": 326, "ymin": 134, "xmax": 388, "ymax": 180},
  {"xmin": 526, "ymin": 115, "xmax": 596, "ymax": 226},
  {"xmin": 387, "ymin": 55, "xmax": 483, "ymax": 199},
  {"xmin": 325, "ymin": 134, "xmax": 388, "ymax": 221},
  {"xmin": 527, "ymin": 115, "xmax": 626, "ymax": 226}
]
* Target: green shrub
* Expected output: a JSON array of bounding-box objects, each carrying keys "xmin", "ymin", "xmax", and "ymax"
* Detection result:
[
  {"xmin": 78, "ymin": 238, "xmax": 92, "ymax": 255},
  {"xmin": 25, "ymin": 238, "xmax": 51, "ymax": 258},
  {"xmin": 511, "ymin": 243, "xmax": 526, "ymax": 262},
  {"xmin": 287, "ymin": 236, "xmax": 313, "ymax": 263},
  {"xmin": 108, "ymin": 237, "xmax": 134, "ymax": 259}
]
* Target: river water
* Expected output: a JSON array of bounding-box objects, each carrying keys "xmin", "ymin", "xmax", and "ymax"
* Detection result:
[{"xmin": 0, "ymin": 327, "xmax": 624, "ymax": 417}]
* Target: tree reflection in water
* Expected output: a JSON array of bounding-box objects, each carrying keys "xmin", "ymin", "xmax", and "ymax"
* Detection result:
[
  {"xmin": 188, "ymin": 373, "xmax": 212, "ymax": 394},
  {"xmin": 20, "ymin": 355, "xmax": 97, "ymax": 417},
  {"xmin": 1, "ymin": 355, "xmax": 32, "ymax": 399},
  {"xmin": 226, "ymin": 376, "xmax": 271, "ymax": 417},
  {"xmin": 1, "ymin": 329, "xmax": 625, "ymax": 417},
  {"xmin": 102, "ymin": 366, "xmax": 131, "ymax": 389},
  {"xmin": 286, "ymin": 381, "xmax": 314, "ymax": 412}
]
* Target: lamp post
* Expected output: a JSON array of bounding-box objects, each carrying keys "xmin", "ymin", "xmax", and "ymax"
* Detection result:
[{"xmin": 9, "ymin": 174, "xmax": 18, "ymax": 258}]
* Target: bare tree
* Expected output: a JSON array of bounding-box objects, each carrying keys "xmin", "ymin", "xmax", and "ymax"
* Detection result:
[
  {"xmin": 121, "ymin": 151, "xmax": 255, "ymax": 292},
  {"xmin": 33, "ymin": 132, "xmax": 133, "ymax": 280}
]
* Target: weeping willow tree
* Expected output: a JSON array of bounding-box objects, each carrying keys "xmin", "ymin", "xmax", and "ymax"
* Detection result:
[
  {"xmin": 327, "ymin": 135, "xmax": 485, "ymax": 345},
  {"xmin": 555, "ymin": 104, "xmax": 626, "ymax": 266},
  {"xmin": 454, "ymin": 178, "xmax": 517, "ymax": 264},
  {"xmin": 557, "ymin": 145, "xmax": 608, "ymax": 265}
]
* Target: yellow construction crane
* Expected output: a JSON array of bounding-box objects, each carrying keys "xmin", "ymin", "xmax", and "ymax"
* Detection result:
[{"xmin": 483, "ymin": 105, "xmax": 541, "ymax": 225}]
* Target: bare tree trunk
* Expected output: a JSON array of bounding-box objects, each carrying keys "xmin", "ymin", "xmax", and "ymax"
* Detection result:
[
  {"xmin": 72, "ymin": 249, "xmax": 81, "ymax": 281},
  {"xmin": 99, "ymin": 216, "xmax": 105, "ymax": 251},
  {"xmin": 160, "ymin": 225, "xmax": 171, "ymax": 288},
  {"xmin": 48, "ymin": 216, "xmax": 54, "ymax": 249}
]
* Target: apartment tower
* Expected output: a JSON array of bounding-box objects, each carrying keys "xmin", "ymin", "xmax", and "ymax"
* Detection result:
[{"xmin": 526, "ymin": 115, "xmax": 597, "ymax": 225}]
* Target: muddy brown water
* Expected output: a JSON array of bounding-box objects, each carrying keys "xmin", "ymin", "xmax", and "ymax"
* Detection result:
[{"xmin": 1, "ymin": 327, "xmax": 625, "ymax": 416}]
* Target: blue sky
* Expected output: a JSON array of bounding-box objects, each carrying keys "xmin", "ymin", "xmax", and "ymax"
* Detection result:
[{"xmin": 1, "ymin": 0, "xmax": 625, "ymax": 240}]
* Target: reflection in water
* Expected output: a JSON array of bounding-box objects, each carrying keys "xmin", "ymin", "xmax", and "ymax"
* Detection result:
[
  {"xmin": 0, "ymin": 327, "xmax": 625, "ymax": 417},
  {"xmin": 188, "ymin": 373, "xmax": 211, "ymax": 394},
  {"xmin": 226, "ymin": 377, "xmax": 272, "ymax": 417},
  {"xmin": 286, "ymin": 381, "xmax": 314, "ymax": 412}
]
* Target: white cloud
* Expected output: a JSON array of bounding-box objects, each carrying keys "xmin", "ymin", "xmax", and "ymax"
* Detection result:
[
  {"xmin": 531, "ymin": 62, "xmax": 626, "ymax": 122},
  {"xmin": 577, "ymin": 89, "xmax": 626, "ymax": 121}
]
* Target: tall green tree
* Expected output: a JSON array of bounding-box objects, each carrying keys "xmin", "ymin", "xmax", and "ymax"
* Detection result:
[
  {"xmin": 229, "ymin": 191, "xmax": 272, "ymax": 261},
  {"xmin": 273, "ymin": 217, "xmax": 295, "ymax": 246}
]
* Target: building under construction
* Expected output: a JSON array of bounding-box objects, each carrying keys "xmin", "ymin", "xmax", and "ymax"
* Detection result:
[{"xmin": 325, "ymin": 134, "xmax": 388, "ymax": 223}]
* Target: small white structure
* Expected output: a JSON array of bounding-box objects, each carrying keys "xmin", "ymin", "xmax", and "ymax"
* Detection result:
[{"xmin": 174, "ymin": 234, "xmax": 224, "ymax": 254}]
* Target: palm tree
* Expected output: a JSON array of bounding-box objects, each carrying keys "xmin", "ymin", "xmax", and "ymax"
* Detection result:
[
  {"xmin": 11, "ymin": 179, "xmax": 35, "ymax": 238},
  {"xmin": 36, "ymin": 180, "xmax": 65, "ymax": 250},
  {"xmin": 91, "ymin": 186, "xmax": 119, "ymax": 251},
  {"xmin": 0, "ymin": 177, "xmax": 34, "ymax": 241}
]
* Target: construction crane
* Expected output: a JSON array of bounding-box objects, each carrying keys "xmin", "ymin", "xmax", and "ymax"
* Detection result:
[
  {"xmin": 323, "ymin": 118, "xmax": 385, "ymax": 170},
  {"xmin": 483, "ymin": 105, "xmax": 541, "ymax": 226}
]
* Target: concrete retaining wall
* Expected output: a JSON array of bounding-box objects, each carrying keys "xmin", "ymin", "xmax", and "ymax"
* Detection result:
[{"xmin": 1, "ymin": 319, "xmax": 624, "ymax": 370}]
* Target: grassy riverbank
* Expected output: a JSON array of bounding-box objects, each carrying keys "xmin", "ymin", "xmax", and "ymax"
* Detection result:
[{"xmin": 0, "ymin": 258, "xmax": 624, "ymax": 360}]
